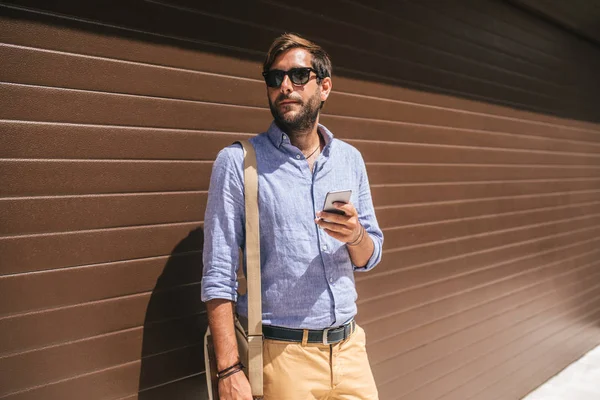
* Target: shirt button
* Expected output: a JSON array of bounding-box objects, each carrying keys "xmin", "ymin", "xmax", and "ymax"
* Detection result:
[
  {"xmin": 329, "ymin": 277, "xmax": 334, "ymax": 283},
  {"xmin": 322, "ymin": 245, "xmax": 327, "ymax": 251},
  {"xmin": 295, "ymin": 154, "xmax": 301, "ymax": 160}
]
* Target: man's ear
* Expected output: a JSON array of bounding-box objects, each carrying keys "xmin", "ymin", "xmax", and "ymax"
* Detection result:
[{"xmin": 320, "ymin": 77, "xmax": 332, "ymax": 101}]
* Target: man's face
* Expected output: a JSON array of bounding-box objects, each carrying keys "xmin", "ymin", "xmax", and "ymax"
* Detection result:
[{"xmin": 266, "ymin": 48, "xmax": 331, "ymax": 134}]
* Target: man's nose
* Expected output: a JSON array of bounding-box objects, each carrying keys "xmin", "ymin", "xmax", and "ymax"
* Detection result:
[{"xmin": 279, "ymin": 74, "xmax": 293, "ymax": 93}]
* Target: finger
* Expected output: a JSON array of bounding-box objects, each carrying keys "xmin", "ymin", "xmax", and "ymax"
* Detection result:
[
  {"xmin": 334, "ymin": 201, "xmax": 357, "ymax": 216},
  {"xmin": 317, "ymin": 210, "xmax": 349, "ymax": 224},
  {"xmin": 323, "ymin": 228, "xmax": 347, "ymax": 242},
  {"xmin": 315, "ymin": 218, "xmax": 353, "ymax": 235}
]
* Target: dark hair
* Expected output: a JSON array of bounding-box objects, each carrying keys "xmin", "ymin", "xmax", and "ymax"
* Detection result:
[{"xmin": 263, "ymin": 33, "xmax": 332, "ymax": 83}]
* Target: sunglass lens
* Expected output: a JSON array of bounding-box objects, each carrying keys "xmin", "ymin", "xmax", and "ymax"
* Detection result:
[
  {"xmin": 290, "ymin": 68, "xmax": 310, "ymax": 85},
  {"xmin": 264, "ymin": 71, "xmax": 282, "ymax": 87}
]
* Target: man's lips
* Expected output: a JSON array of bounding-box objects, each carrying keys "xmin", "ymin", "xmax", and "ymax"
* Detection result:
[{"xmin": 278, "ymin": 100, "xmax": 300, "ymax": 106}]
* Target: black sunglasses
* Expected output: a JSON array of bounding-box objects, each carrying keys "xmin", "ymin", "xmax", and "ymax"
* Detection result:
[{"xmin": 262, "ymin": 67, "xmax": 322, "ymax": 88}]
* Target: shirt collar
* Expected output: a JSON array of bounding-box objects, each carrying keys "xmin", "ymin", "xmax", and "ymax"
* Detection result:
[{"xmin": 266, "ymin": 121, "xmax": 335, "ymax": 149}]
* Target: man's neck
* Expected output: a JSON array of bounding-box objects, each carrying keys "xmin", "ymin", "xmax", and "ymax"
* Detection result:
[{"xmin": 287, "ymin": 123, "xmax": 321, "ymax": 153}]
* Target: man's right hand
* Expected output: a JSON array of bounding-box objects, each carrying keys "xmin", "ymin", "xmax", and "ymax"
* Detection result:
[{"xmin": 218, "ymin": 371, "xmax": 253, "ymax": 399}]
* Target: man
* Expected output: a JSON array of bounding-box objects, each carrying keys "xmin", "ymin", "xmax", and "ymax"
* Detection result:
[{"xmin": 201, "ymin": 33, "xmax": 383, "ymax": 400}]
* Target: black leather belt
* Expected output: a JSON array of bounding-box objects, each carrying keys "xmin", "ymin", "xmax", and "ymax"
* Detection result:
[{"xmin": 263, "ymin": 319, "xmax": 356, "ymax": 345}]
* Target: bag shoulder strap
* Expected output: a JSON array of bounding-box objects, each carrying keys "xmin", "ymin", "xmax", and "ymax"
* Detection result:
[{"xmin": 237, "ymin": 139, "xmax": 263, "ymax": 397}]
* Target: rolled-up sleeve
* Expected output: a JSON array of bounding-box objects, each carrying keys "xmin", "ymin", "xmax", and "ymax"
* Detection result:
[
  {"xmin": 201, "ymin": 145, "xmax": 245, "ymax": 302},
  {"xmin": 353, "ymin": 152, "xmax": 384, "ymax": 272}
]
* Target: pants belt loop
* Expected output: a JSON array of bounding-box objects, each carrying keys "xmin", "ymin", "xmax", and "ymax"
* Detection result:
[{"xmin": 301, "ymin": 329, "xmax": 309, "ymax": 347}]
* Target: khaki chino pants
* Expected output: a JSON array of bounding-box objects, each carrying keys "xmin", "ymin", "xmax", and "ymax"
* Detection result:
[{"xmin": 262, "ymin": 324, "xmax": 379, "ymax": 400}]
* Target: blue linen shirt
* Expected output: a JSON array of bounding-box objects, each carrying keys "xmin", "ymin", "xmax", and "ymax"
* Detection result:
[{"xmin": 201, "ymin": 122, "xmax": 383, "ymax": 329}]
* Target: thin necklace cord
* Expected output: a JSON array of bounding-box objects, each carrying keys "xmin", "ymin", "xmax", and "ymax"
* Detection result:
[{"xmin": 304, "ymin": 143, "xmax": 320, "ymax": 159}]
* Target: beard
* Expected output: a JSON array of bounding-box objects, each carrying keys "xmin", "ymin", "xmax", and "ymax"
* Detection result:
[{"xmin": 268, "ymin": 89, "xmax": 321, "ymax": 136}]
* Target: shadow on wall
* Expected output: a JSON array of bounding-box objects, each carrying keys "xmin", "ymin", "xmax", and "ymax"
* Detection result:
[
  {"xmin": 2, "ymin": 0, "xmax": 600, "ymax": 123},
  {"xmin": 138, "ymin": 227, "xmax": 210, "ymax": 400}
]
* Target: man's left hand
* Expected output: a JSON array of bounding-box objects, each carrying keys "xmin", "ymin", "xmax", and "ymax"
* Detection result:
[{"xmin": 315, "ymin": 201, "xmax": 362, "ymax": 244}]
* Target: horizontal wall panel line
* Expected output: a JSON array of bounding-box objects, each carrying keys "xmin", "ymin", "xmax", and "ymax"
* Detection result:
[
  {"xmin": 1, "ymin": 16, "xmax": 580, "ymax": 130},
  {"xmin": 0, "ymin": 326, "xmax": 142, "ymax": 361},
  {"xmin": 346, "ymin": 137, "xmax": 600, "ymax": 156},
  {"xmin": 3, "ymin": 187, "xmax": 595, "ymax": 211},
  {"xmin": 387, "ymin": 294, "xmax": 600, "ymax": 397},
  {"xmin": 1, "ymin": 190, "xmax": 207, "ymax": 201},
  {"xmin": 131, "ymin": 372, "xmax": 206, "ymax": 398},
  {"xmin": 5, "ymin": 157, "xmax": 600, "ymax": 168},
  {"xmin": 353, "ymin": 0, "xmax": 561, "ymax": 64},
  {"xmin": 336, "ymin": 89, "xmax": 591, "ymax": 127},
  {"xmin": 0, "ymin": 42, "xmax": 261, "ymax": 83},
  {"xmin": 391, "ymin": 295, "xmax": 600, "ymax": 399},
  {"xmin": 382, "ymin": 199, "xmax": 600, "ymax": 231},
  {"xmin": 461, "ymin": 0, "xmax": 557, "ymax": 42},
  {"xmin": 363, "ymin": 259, "xmax": 600, "ymax": 379},
  {"xmin": 5, "ymin": 71, "xmax": 564, "ymax": 131},
  {"xmin": 6, "ymin": 189, "xmax": 600, "ymax": 237},
  {"xmin": 457, "ymin": 324, "xmax": 600, "ymax": 400},
  {"xmin": 0, "ymin": 3, "xmax": 264, "ymax": 57},
  {"xmin": 475, "ymin": 329, "xmax": 600, "ymax": 400},
  {"xmin": 368, "ymin": 265, "xmax": 600, "ymax": 373},
  {"xmin": 0, "ymin": 334, "xmax": 204, "ymax": 397},
  {"xmin": 343, "ymin": 0, "xmax": 558, "ymax": 72},
  {"xmin": 377, "ymin": 224, "xmax": 600, "ymax": 274},
  {"xmin": 484, "ymin": 332, "xmax": 600, "ymax": 400},
  {"xmin": 0, "ymin": 281, "xmax": 203, "ymax": 322},
  {"xmin": 382, "ymin": 212, "xmax": 600, "ymax": 255},
  {"xmin": 24, "ymin": 197, "xmax": 600, "ymax": 245},
  {"xmin": 0, "ymin": 81, "xmax": 268, "ymax": 111},
  {"xmin": 372, "ymin": 277, "xmax": 600, "ymax": 378},
  {"xmin": 480, "ymin": 325, "xmax": 600, "ymax": 400},
  {"xmin": 367, "ymin": 162, "xmax": 600, "ymax": 168},
  {"xmin": 2, "ymin": 92, "xmax": 597, "ymax": 147},
  {"xmin": 331, "ymin": 91, "xmax": 600, "ymax": 134},
  {"xmin": 362, "ymin": 256, "xmax": 600, "ymax": 343},
  {"xmin": 356, "ymin": 222, "xmax": 600, "ymax": 282},
  {"xmin": 370, "ymin": 177, "xmax": 600, "ymax": 188},
  {"xmin": 326, "ymin": 93, "xmax": 600, "ymax": 136},
  {"xmin": 257, "ymin": 0, "xmax": 568, "ymax": 90},
  {"xmin": 362, "ymin": 250, "xmax": 600, "ymax": 329},
  {"xmin": 141, "ymin": 342, "xmax": 201, "ymax": 362},
  {"xmin": 349, "ymin": 140, "xmax": 600, "ymax": 159},
  {"xmin": 1, "ymin": 2, "xmax": 575, "ymax": 111},
  {"xmin": 414, "ymin": 1, "xmax": 564, "ymax": 62},
  {"xmin": 361, "ymin": 236, "xmax": 600, "ymax": 304},
  {"xmin": 144, "ymin": 0, "xmax": 562, "ymax": 101},
  {"xmin": 0, "ymin": 222, "xmax": 206, "ymax": 275},
  {"xmin": 0, "ymin": 220, "xmax": 202, "ymax": 241},
  {"xmin": 423, "ymin": 306, "xmax": 600, "ymax": 400},
  {"xmin": 0, "ymin": 359, "xmax": 142, "ymax": 399},
  {"xmin": 375, "ymin": 188, "xmax": 600, "ymax": 209},
  {"xmin": 0, "ymin": 291, "xmax": 151, "ymax": 322},
  {"xmin": 0, "ymin": 298, "xmax": 207, "ymax": 357},
  {"xmin": 0, "ymin": 119, "xmax": 255, "ymax": 137},
  {"xmin": 358, "ymin": 230, "xmax": 598, "ymax": 325},
  {"xmin": 4, "ymin": 84, "xmax": 599, "ymax": 140},
  {"xmin": 6, "ymin": 117, "xmax": 600, "ymax": 152},
  {"xmin": 334, "ymin": 67, "xmax": 570, "ymax": 119},
  {"xmin": 0, "ymin": 158, "xmax": 212, "ymax": 164},
  {"xmin": 232, "ymin": 0, "xmax": 565, "ymax": 88},
  {"xmin": 0, "ymin": 249, "xmax": 200, "ymax": 280}
]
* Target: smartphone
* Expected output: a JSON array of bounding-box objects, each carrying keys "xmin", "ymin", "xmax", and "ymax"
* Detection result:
[{"xmin": 322, "ymin": 189, "xmax": 352, "ymax": 215}]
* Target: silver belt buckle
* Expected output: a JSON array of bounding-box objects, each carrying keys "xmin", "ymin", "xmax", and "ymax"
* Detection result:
[{"xmin": 322, "ymin": 327, "xmax": 330, "ymax": 345}]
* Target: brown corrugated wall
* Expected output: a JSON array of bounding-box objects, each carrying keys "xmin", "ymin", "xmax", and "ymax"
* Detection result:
[{"xmin": 1, "ymin": 1, "xmax": 600, "ymax": 399}]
